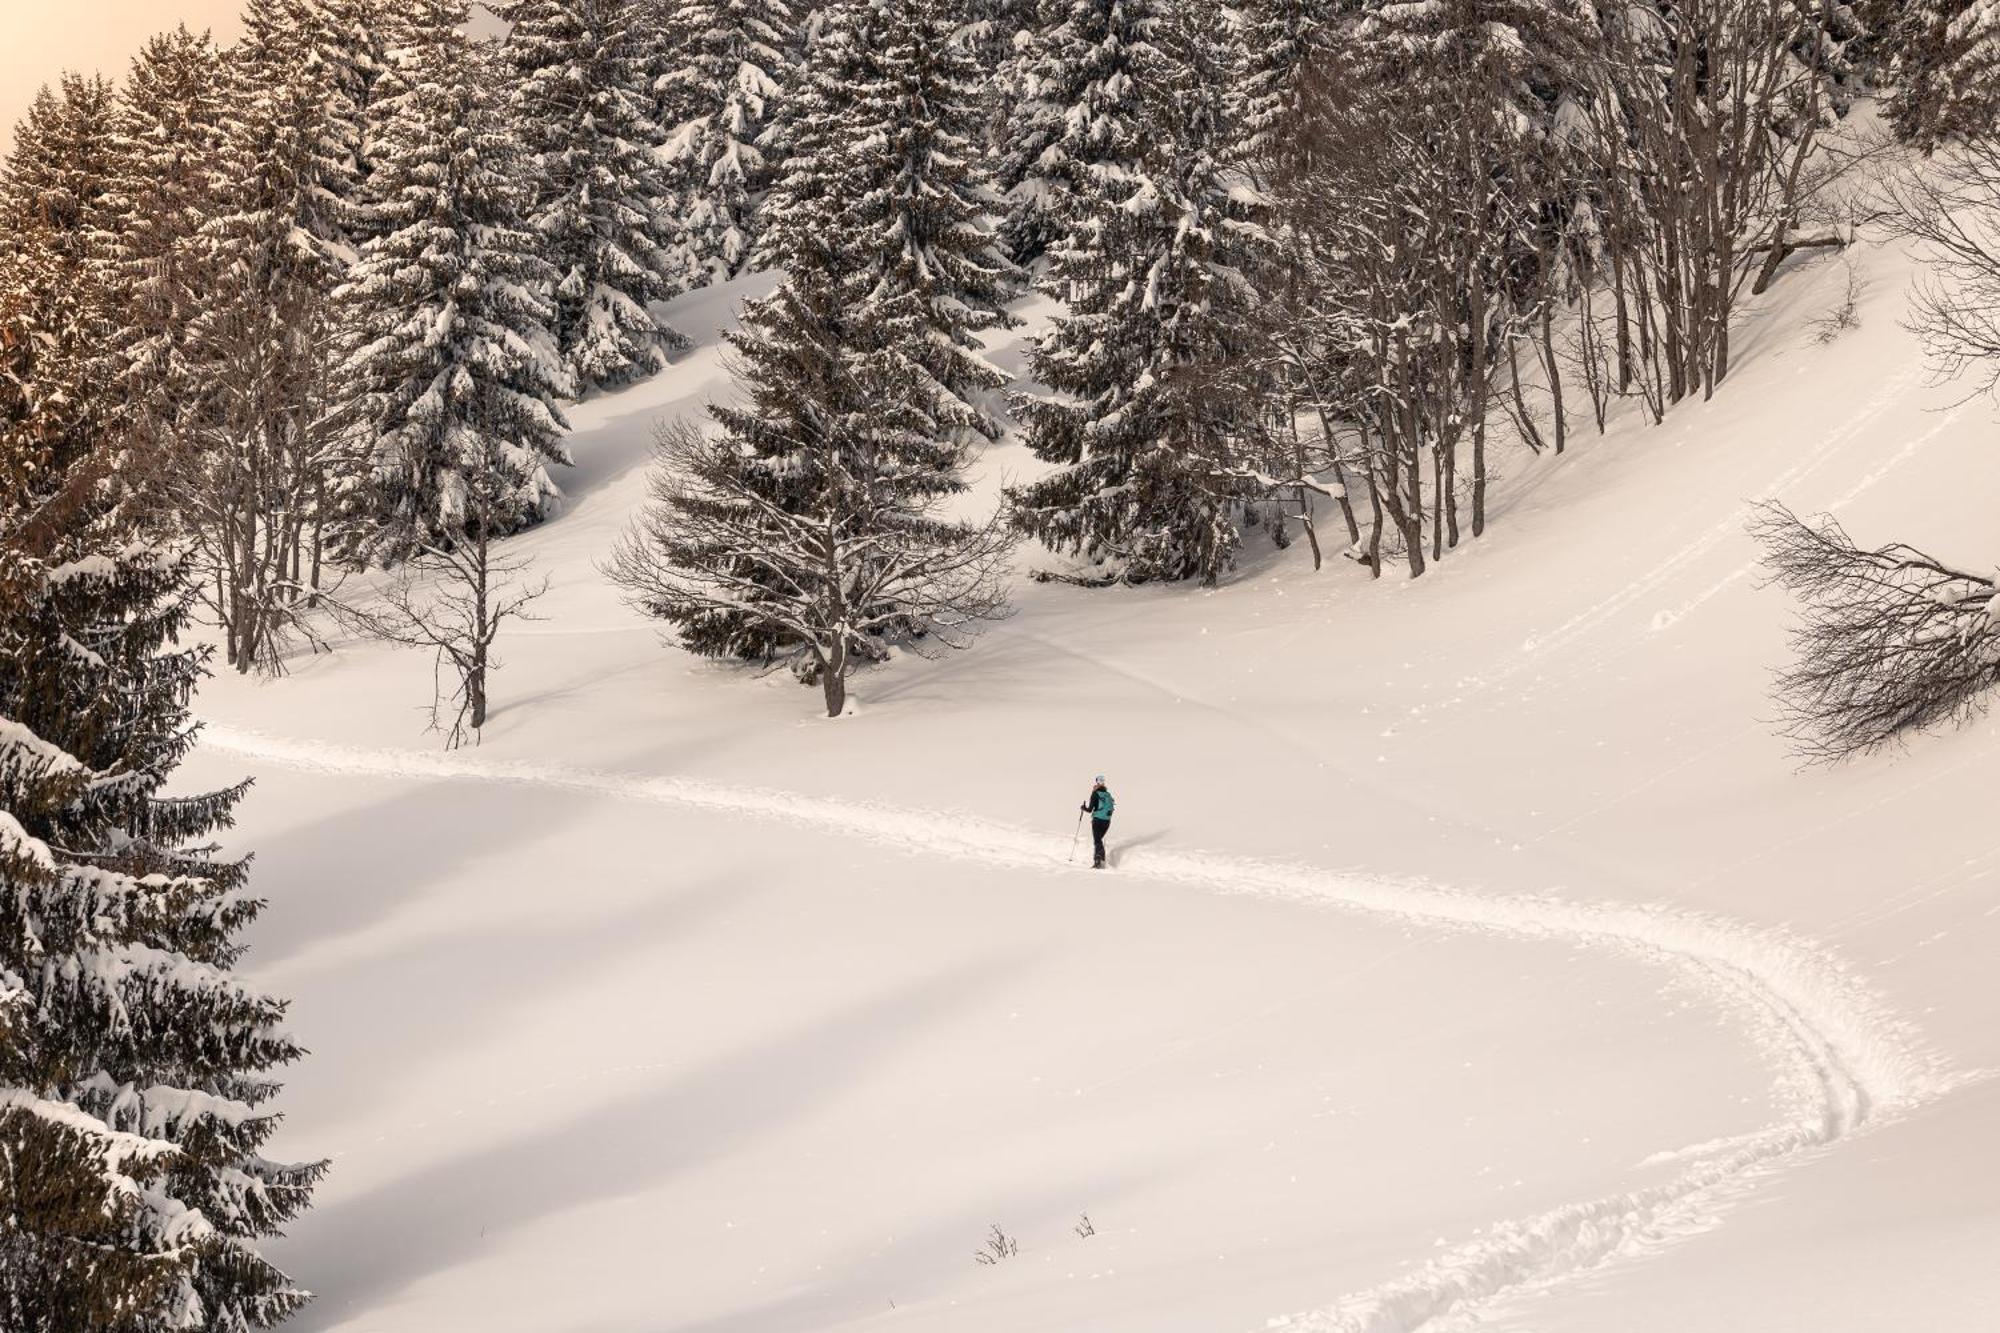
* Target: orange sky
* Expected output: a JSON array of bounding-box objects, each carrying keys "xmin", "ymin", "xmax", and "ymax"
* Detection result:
[
  {"xmin": 1, "ymin": 2, "xmax": 247, "ymax": 152},
  {"xmin": 1, "ymin": 3, "xmax": 513, "ymax": 156}
]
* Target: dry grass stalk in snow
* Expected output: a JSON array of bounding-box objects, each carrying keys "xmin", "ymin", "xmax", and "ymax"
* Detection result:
[{"xmin": 972, "ymin": 1225, "xmax": 1019, "ymax": 1266}]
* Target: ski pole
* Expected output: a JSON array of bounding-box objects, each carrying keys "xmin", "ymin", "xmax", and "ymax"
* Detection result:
[{"xmin": 1069, "ymin": 809, "xmax": 1084, "ymax": 862}]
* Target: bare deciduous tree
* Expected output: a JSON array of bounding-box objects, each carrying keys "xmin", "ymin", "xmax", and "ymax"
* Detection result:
[
  {"xmin": 1754, "ymin": 503, "xmax": 2000, "ymax": 761},
  {"xmin": 339, "ymin": 522, "xmax": 548, "ymax": 749},
  {"xmin": 1883, "ymin": 135, "xmax": 2000, "ymax": 400},
  {"xmin": 172, "ymin": 284, "xmax": 350, "ymax": 675},
  {"xmin": 1583, "ymin": 0, "xmax": 1842, "ymax": 405}
]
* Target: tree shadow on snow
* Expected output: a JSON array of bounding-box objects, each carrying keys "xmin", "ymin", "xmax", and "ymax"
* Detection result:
[
  {"xmin": 243, "ymin": 778, "xmax": 565, "ymax": 970},
  {"xmin": 274, "ymin": 872, "xmax": 758, "ymax": 1129},
  {"xmin": 282, "ymin": 954, "xmax": 1025, "ymax": 1330}
]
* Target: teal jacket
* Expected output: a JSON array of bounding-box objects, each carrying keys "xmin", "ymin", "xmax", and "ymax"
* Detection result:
[{"xmin": 1084, "ymin": 787, "xmax": 1115, "ymax": 820}]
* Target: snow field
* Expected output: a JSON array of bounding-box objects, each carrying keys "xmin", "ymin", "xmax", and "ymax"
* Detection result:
[
  {"xmin": 186, "ymin": 226, "xmax": 2000, "ymax": 1330},
  {"xmin": 174, "ymin": 750, "xmax": 1779, "ymax": 1333},
  {"xmin": 196, "ymin": 719, "xmax": 1952, "ymax": 1332}
]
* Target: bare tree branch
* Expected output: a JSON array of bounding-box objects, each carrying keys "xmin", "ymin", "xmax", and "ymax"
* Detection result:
[{"xmin": 1753, "ymin": 503, "xmax": 2000, "ymax": 762}]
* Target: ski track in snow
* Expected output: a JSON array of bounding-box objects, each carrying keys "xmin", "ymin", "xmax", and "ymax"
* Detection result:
[
  {"xmin": 1512, "ymin": 367, "xmax": 1920, "ymax": 669},
  {"xmin": 202, "ymin": 723, "xmax": 1961, "ymax": 1333},
  {"xmin": 1645, "ymin": 399, "xmax": 1972, "ymax": 638}
]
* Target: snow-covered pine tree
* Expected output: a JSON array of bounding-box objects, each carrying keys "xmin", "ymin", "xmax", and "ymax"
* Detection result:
[
  {"xmin": 0, "ymin": 187, "xmax": 107, "ymax": 529},
  {"xmin": 0, "ymin": 204, "xmax": 322, "ymax": 1333},
  {"xmin": 1348, "ymin": 0, "xmax": 1597, "ymax": 133},
  {"xmin": 654, "ymin": 0, "xmax": 800, "ymax": 285},
  {"xmin": 752, "ymin": 1, "xmax": 869, "ymax": 276},
  {"xmin": 1885, "ymin": 1, "xmax": 1995, "ymax": 147},
  {"xmin": 1, "ymin": 74, "xmax": 122, "ymax": 520},
  {"xmin": 965, "ymin": 0, "xmax": 1037, "ymax": 73},
  {"xmin": 606, "ymin": 260, "xmax": 1013, "ymax": 716},
  {"xmin": 339, "ymin": 0, "xmax": 575, "ymax": 562},
  {"xmin": 992, "ymin": 0, "xmax": 1160, "ymax": 264},
  {"xmin": 1882, "ymin": 2, "xmax": 1961, "ymax": 146},
  {"xmin": 765, "ymin": 0, "xmax": 1015, "ymax": 443},
  {"xmin": 325, "ymin": 0, "xmax": 389, "ymax": 153},
  {"xmin": 228, "ymin": 0, "xmax": 375, "ymax": 264},
  {"xmin": 502, "ymin": 0, "xmax": 686, "ymax": 391},
  {"xmin": 1231, "ymin": 0, "xmax": 1333, "ymax": 173},
  {"xmin": 1, "ymin": 74, "xmax": 120, "ymax": 266},
  {"xmin": 97, "ymin": 27, "xmax": 231, "ymax": 451},
  {"xmin": 965, "ymin": 0, "xmax": 1038, "ymax": 148},
  {"xmin": 1007, "ymin": 0, "xmax": 1269, "ymax": 586},
  {"xmin": 612, "ymin": 0, "xmax": 1015, "ymax": 707}
]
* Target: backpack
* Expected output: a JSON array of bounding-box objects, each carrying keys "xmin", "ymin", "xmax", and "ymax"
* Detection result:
[{"xmin": 1096, "ymin": 788, "xmax": 1115, "ymax": 818}]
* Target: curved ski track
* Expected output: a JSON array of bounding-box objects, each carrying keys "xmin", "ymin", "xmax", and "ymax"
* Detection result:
[{"xmin": 205, "ymin": 724, "xmax": 1957, "ymax": 1333}]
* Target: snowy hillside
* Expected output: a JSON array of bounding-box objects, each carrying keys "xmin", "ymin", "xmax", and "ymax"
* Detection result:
[{"xmin": 165, "ymin": 211, "xmax": 2000, "ymax": 1333}]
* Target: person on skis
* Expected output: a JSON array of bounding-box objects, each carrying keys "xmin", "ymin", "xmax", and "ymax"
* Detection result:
[{"xmin": 1081, "ymin": 776, "xmax": 1115, "ymax": 868}]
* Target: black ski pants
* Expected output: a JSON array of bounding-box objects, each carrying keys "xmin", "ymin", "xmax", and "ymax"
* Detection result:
[{"xmin": 1091, "ymin": 817, "xmax": 1110, "ymax": 865}]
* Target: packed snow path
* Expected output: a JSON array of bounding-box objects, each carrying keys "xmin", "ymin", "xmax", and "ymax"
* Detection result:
[{"xmin": 205, "ymin": 725, "xmax": 1954, "ymax": 1333}]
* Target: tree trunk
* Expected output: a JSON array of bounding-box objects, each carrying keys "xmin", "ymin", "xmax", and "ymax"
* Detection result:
[
  {"xmin": 1469, "ymin": 274, "xmax": 1490, "ymax": 538},
  {"xmin": 1294, "ymin": 488, "xmax": 1323, "ymax": 571},
  {"xmin": 1578, "ymin": 278, "xmax": 1608, "ymax": 433},
  {"xmin": 1541, "ymin": 302, "xmax": 1567, "ymax": 455},
  {"xmin": 1506, "ymin": 338, "xmax": 1546, "ymax": 456},
  {"xmin": 1310, "ymin": 403, "xmax": 1363, "ymax": 547},
  {"xmin": 1609, "ymin": 246, "xmax": 1634, "ymax": 394},
  {"xmin": 821, "ymin": 640, "xmax": 848, "ymax": 718},
  {"xmin": 1358, "ymin": 420, "xmax": 1385, "ymax": 580},
  {"xmin": 467, "ymin": 653, "xmax": 487, "ymax": 732},
  {"xmin": 308, "ymin": 473, "xmax": 325, "ymax": 605},
  {"xmin": 471, "ymin": 529, "xmax": 491, "ymax": 733},
  {"xmin": 1365, "ymin": 465, "xmax": 1385, "ymax": 579},
  {"xmin": 1430, "ymin": 442, "xmax": 1444, "ymax": 563}
]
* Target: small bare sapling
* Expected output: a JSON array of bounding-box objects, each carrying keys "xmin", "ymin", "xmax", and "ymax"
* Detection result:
[
  {"xmin": 340, "ymin": 527, "xmax": 549, "ymax": 749},
  {"xmin": 1808, "ymin": 260, "xmax": 1867, "ymax": 345}
]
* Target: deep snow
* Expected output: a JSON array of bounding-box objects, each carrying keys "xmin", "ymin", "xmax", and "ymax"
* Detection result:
[{"xmin": 178, "ymin": 211, "xmax": 2000, "ymax": 1332}]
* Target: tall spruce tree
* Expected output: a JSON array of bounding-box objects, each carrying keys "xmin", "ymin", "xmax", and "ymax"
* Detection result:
[
  {"xmin": 502, "ymin": 0, "xmax": 686, "ymax": 391},
  {"xmin": 2, "ymin": 74, "xmax": 120, "ymax": 266},
  {"xmin": 966, "ymin": 0, "xmax": 1038, "ymax": 149},
  {"xmin": 98, "ymin": 28, "xmax": 231, "ymax": 457},
  {"xmin": 1232, "ymin": 0, "xmax": 1333, "ymax": 171},
  {"xmin": 339, "ymin": 0, "xmax": 576, "ymax": 561},
  {"xmin": 170, "ymin": 8, "xmax": 358, "ymax": 672},
  {"xmin": 1886, "ymin": 2, "xmax": 1994, "ymax": 147},
  {"xmin": 0, "ymin": 189, "xmax": 107, "ymax": 532},
  {"xmin": 227, "ymin": 0, "xmax": 376, "ymax": 264},
  {"xmin": 612, "ymin": 0, "xmax": 1015, "ymax": 706},
  {"xmin": 2, "ymin": 75, "xmax": 122, "ymax": 525},
  {"xmin": 1, "ymin": 203, "xmax": 322, "ymax": 1333},
  {"xmin": 765, "ymin": 0, "xmax": 1015, "ymax": 443},
  {"xmin": 1007, "ymin": 0, "xmax": 1268, "ymax": 586},
  {"xmin": 324, "ymin": 0, "xmax": 389, "ymax": 176},
  {"xmin": 606, "ymin": 262, "xmax": 1013, "ymax": 716},
  {"xmin": 993, "ymin": 0, "xmax": 1160, "ymax": 264},
  {"xmin": 655, "ymin": 0, "xmax": 800, "ymax": 285}
]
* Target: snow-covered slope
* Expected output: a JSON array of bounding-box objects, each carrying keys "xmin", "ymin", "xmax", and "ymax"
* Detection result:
[{"xmin": 179, "ymin": 221, "xmax": 2000, "ymax": 1333}]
